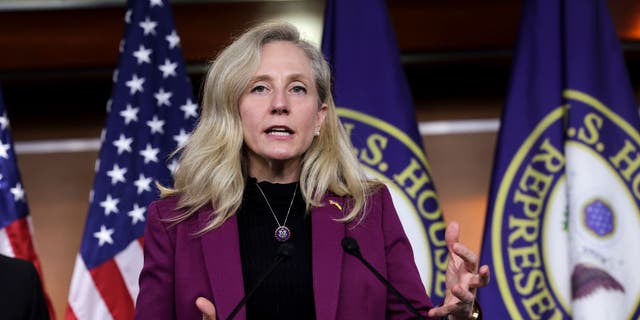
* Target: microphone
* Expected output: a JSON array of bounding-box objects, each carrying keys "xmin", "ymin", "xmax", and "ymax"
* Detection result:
[
  {"xmin": 341, "ymin": 237, "xmax": 427, "ymax": 320},
  {"xmin": 226, "ymin": 242, "xmax": 295, "ymax": 320}
]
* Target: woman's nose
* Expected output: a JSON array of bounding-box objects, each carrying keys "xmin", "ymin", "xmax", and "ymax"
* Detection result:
[{"xmin": 271, "ymin": 89, "xmax": 289, "ymax": 115}]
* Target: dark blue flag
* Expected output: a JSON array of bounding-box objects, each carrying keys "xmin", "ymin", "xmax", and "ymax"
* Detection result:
[
  {"xmin": 479, "ymin": 0, "xmax": 640, "ymax": 318},
  {"xmin": 67, "ymin": 0, "xmax": 197, "ymax": 319},
  {"xmin": 322, "ymin": 0, "xmax": 447, "ymax": 304}
]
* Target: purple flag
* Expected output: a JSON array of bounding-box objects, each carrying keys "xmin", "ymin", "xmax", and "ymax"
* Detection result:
[
  {"xmin": 322, "ymin": 0, "xmax": 447, "ymax": 304},
  {"xmin": 479, "ymin": 0, "xmax": 640, "ymax": 318}
]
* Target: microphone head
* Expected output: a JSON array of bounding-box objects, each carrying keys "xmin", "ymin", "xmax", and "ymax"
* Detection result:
[
  {"xmin": 277, "ymin": 242, "xmax": 295, "ymax": 258},
  {"xmin": 341, "ymin": 237, "xmax": 361, "ymax": 257}
]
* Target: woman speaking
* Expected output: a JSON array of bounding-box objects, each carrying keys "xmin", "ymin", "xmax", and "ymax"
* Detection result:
[{"xmin": 135, "ymin": 22, "xmax": 489, "ymax": 320}]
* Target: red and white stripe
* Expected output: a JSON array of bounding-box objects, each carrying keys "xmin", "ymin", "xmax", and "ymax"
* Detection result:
[
  {"xmin": 0, "ymin": 216, "xmax": 35, "ymax": 257},
  {"xmin": 0, "ymin": 226, "xmax": 15, "ymax": 256},
  {"xmin": 66, "ymin": 238, "xmax": 144, "ymax": 320}
]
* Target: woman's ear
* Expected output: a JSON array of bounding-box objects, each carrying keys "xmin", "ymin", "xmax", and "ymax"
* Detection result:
[{"xmin": 316, "ymin": 103, "xmax": 328, "ymax": 132}]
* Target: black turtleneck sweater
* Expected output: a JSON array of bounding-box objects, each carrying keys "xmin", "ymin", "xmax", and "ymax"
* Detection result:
[{"xmin": 236, "ymin": 178, "xmax": 316, "ymax": 319}]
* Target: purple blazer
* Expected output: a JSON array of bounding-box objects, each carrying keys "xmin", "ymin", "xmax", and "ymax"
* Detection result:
[{"xmin": 135, "ymin": 186, "xmax": 434, "ymax": 319}]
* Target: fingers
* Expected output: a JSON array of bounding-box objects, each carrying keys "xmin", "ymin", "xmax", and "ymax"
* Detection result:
[
  {"xmin": 446, "ymin": 222, "xmax": 478, "ymax": 272},
  {"xmin": 427, "ymin": 298, "xmax": 472, "ymax": 318},
  {"xmin": 445, "ymin": 221, "xmax": 460, "ymax": 250},
  {"xmin": 451, "ymin": 284, "xmax": 476, "ymax": 304},
  {"xmin": 466, "ymin": 265, "xmax": 491, "ymax": 289},
  {"xmin": 446, "ymin": 222, "xmax": 480, "ymax": 272},
  {"xmin": 196, "ymin": 297, "xmax": 217, "ymax": 320},
  {"xmin": 427, "ymin": 304, "xmax": 456, "ymax": 318},
  {"xmin": 477, "ymin": 265, "xmax": 491, "ymax": 286},
  {"xmin": 427, "ymin": 285, "xmax": 476, "ymax": 318},
  {"xmin": 452, "ymin": 242, "xmax": 477, "ymax": 271}
]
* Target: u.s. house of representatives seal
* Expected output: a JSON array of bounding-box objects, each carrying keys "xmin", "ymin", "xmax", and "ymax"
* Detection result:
[
  {"xmin": 490, "ymin": 90, "xmax": 640, "ymax": 319},
  {"xmin": 338, "ymin": 107, "xmax": 448, "ymax": 300}
]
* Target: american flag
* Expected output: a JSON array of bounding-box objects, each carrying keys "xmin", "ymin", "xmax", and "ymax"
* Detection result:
[
  {"xmin": 0, "ymin": 87, "xmax": 56, "ymax": 318},
  {"xmin": 66, "ymin": 0, "xmax": 197, "ymax": 319}
]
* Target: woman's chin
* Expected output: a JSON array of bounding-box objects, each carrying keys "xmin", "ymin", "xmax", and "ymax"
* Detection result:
[{"xmin": 265, "ymin": 154, "xmax": 300, "ymax": 163}]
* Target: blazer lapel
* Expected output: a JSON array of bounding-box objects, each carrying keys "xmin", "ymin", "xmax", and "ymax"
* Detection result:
[
  {"xmin": 312, "ymin": 195, "xmax": 346, "ymax": 319},
  {"xmin": 200, "ymin": 212, "xmax": 246, "ymax": 319}
]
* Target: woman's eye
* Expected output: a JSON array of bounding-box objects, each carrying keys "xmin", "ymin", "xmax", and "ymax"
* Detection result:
[
  {"xmin": 291, "ymin": 86, "xmax": 307, "ymax": 94},
  {"xmin": 250, "ymin": 85, "xmax": 267, "ymax": 93}
]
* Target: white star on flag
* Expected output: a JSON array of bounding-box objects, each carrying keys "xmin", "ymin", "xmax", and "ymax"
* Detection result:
[
  {"xmin": 67, "ymin": 1, "xmax": 198, "ymax": 318},
  {"xmin": 128, "ymin": 204, "xmax": 147, "ymax": 225},
  {"xmin": 10, "ymin": 183, "xmax": 24, "ymax": 202},
  {"xmin": 154, "ymin": 88, "xmax": 172, "ymax": 106},
  {"xmin": 113, "ymin": 134, "xmax": 133, "ymax": 154},
  {"xmin": 99, "ymin": 194, "xmax": 120, "ymax": 216},
  {"xmin": 93, "ymin": 225, "xmax": 115, "ymax": 247},
  {"xmin": 146, "ymin": 115, "xmax": 165, "ymax": 134},
  {"xmin": 106, "ymin": 164, "xmax": 127, "ymax": 185},
  {"xmin": 0, "ymin": 141, "xmax": 10, "ymax": 159},
  {"xmin": 119, "ymin": 104, "xmax": 139, "ymax": 124},
  {"xmin": 0, "ymin": 112, "xmax": 9, "ymax": 129},
  {"xmin": 166, "ymin": 30, "xmax": 180, "ymax": 49},
  {"xmin": 158, "ymin": 59, "xmax": 177, "ymax": 78},
  {"xmin": 126, "ymin": 74, "xmax": 145, "ymax": 95},
  {"xmin": 133, "ymin": 174, "xmax": 152, "ymax": 194},
  {"xmin": 125, "ymin": 10, "xmax": 132, "ymax": 24},
  {"xmin": 180, "ymin": 99, "xmax": 198, "ymax": 119},
  {"xmin": 139, "ymin": 17, "xmax": 158, "ymax": 36},
  {"xmin": 133, "ymin": 45, "xmax": 153, "ymax": 64},
  {"xmin": 173, "ymin": 129, "xmax": 190, "ymax": 147},
  {"xmin": 168, "ymin": 159, "xmax": 179, "ymax": 174},
  {"xmin": 139, "ymin": 144, "xmax": 160, "ymax": 164}
]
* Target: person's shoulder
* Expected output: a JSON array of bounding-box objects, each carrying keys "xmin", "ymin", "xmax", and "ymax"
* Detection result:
[
  {"xmin": 324, "ymin": 181, "xmax": 389, "ymax": 206},
  {"xmin": 145, "ymin": 196, "xmax": 189, "ymax": 230},
  {"xmin": 156, "ymin": 194, "xmax": 183, "ymax": 205},
  {"xmin": 151, "ymin": 194, "xmax": 180, "ymax": 209},
  {"xmin": 0, "ymin": 254, "xmax": 32, "ymax": 268},
  {"xmin": 148, "ymin": 195, "xmax": 184, "ymax": 218},
  {"xmin": 148, "ymin": 195, "xmax": 213, "ymax": 223},
  {"xmin": 367, "ymin": 182, "xmax": 391, "ymax": 201},
  {"xmin": 361, "ymin": 183, "xmax": 395, "ymax": 220},
  {"xmin": 0, "ymin": 254, "xmax": 36, "ymax": 278}
]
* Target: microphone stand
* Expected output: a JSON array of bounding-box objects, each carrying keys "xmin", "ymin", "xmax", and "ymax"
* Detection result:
[
  {"xmin": 342, "ymin": 237, "xmax": 426, "ymax": 320},
  {"xmin": 226, "ymin": 243, "xmax": 295, "ymax": 320}
]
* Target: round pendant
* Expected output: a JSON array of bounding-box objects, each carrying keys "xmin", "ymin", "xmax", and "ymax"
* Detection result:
[{"xmin": 274, "ymin": 226, "xmax": 291, "ymax": 242}]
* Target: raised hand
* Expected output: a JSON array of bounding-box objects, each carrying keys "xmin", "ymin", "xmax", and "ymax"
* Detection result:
[{"xmin": 427, "ymin": 222, "xmax": 490, "ymax": 319}]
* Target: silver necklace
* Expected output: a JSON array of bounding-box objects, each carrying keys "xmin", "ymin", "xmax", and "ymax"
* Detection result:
[{"xmin": 255, "ymin": 182, "xmax": 298, "ymax": 242}]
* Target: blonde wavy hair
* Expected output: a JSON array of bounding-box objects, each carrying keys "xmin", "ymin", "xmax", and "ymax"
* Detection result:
[{"xmin": 163, "ymin": 21, "xmax": 379, "ymax": 233}]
